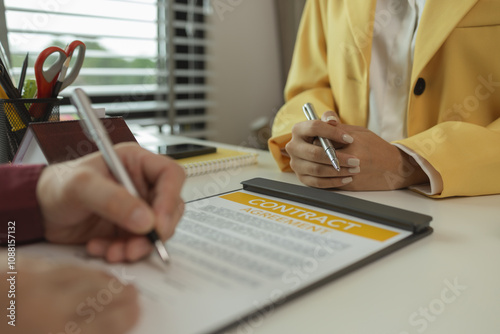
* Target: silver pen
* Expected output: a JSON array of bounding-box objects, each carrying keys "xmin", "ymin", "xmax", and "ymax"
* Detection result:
[
  {"xmin": 302, "ymin": 103, "xmax": 341, "ymax": 171},
  {"xmin": 71, "ymin": 88, "xmax": 171, "ymax": 264}
]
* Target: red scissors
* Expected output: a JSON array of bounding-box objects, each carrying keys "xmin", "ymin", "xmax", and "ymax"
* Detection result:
[{"xmin": 31, "ymin": 40, "xmax": 86, "ymax": 117}]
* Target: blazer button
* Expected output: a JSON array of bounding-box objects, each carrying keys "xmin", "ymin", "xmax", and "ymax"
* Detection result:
[{"xmin": 414, "ymin": 78, "xmax": 426, "ymax": 95}]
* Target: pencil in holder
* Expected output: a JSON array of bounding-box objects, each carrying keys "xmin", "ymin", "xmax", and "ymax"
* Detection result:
[{"xmin": 0, "ymin": 98, "xmax": 61, "ymax": 163}]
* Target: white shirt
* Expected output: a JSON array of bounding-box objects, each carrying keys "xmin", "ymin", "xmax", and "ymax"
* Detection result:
[{"xmin": 368, "ymin": 0, "xmax": 443, "ymax": 195}]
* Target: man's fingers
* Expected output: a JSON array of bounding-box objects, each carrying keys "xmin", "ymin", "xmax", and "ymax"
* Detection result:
[
  {"xmin": 68, "ymin": 170, "xmax": 155, "ymax": 235},
  {"xmin": 87, "ymin": 236, "xmax": 153, "ymax": 262},
  {"xmin": 125, "ymin": 237, "xmax": 153, "ymax": 262},
  {"xmin": 115, "ymin": 144, "xmax": 186, "ymax": 240},
  {"xmin": 105, "ymin": 239, "xmax": 127, "ymax": 263},
  {"xmin": 155, "ymin": 198, "xmax": 185, "ymax": 241},
  {"xmin": 87, "ymin": 238, "xmax": 112, "ymax": 258}
]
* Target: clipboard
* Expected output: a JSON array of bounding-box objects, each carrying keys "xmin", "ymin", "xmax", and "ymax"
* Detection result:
[
  {"xmin": 19, "ymin": 177, "xmax": 433, "ymax": 334},
  {"xmin": 205, "ymin": 177, "xmax": 433, "ymax": 333},
  {"xmin": 136, "ymin": 177, "xmax": 432, "ymax": 334}
]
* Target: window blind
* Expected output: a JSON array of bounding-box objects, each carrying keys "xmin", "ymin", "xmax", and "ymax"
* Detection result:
[{"xmin": 0, "ymin": 0, "xmax": 212, "ymax": 138}]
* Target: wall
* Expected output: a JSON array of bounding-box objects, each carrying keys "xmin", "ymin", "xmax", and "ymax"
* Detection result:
[{"xmin": 206, "ymin": 0, "xmax": 284, "ymax": 147}]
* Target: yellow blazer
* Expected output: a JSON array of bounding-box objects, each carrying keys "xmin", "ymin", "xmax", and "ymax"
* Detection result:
[{"xmin": 269, "ymin": 0, "xmax": 500, "ymax": 198}]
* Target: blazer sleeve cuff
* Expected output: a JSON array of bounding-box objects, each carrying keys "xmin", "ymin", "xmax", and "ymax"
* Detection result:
[
  {"xmin": 393, "ymin": 143, "xmax": 444, "ymax": 196},
  {"xmin": 268, "ymin": 133, "xmax": 293, "ymax": 172}
]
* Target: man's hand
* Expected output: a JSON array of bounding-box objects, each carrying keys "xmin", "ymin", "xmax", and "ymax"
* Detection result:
[
  {"xmin": 36, "ymin": 143, "xmax": 186, "ymax": 263},
  {"xmin": 1, "ymin": 256, "xmax": 139, "ymax": 334},
  {"xmin": 286, "ymin": 111, "xmax": 428, "ymax": 190}
]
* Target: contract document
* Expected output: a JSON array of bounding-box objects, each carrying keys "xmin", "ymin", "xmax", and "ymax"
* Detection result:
[{"xmin": 22, "ymin": 178, "xmax": 432, "ymax": 334}]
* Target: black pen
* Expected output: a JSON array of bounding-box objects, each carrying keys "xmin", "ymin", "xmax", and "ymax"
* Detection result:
[
  {"xmin": 71, "ymin": 88, "xmax": 171, "ymax": 264},
  {"xmin": 302, "ymin": 102, "xmax": 341, "ymax": 171},
  {"xmin": 18, "ymin": 53, "xmax": 28, "ymax": 93}
]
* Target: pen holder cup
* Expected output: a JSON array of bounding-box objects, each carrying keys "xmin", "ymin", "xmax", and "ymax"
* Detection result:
[{"xmin": 0, "ymin": 98, "xmax": 61, "ymax": 163}]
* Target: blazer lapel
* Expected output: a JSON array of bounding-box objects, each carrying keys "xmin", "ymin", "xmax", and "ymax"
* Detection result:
[
  {"xmin": 411, "ymin": 0, "xmax": 479, "ymax": 82},
  {"xmin": 344, "ymin": 0, "xmax": 377, "ymax": 67}
]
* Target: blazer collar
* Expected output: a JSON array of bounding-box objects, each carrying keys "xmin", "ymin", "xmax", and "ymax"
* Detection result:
[
  {"xmin": 345, "ymin": 0, "xmax": 480, "ymax": 82},
  {"xmin": 411, "ymin": 0, "xmax": 479, "ymax": 82}
]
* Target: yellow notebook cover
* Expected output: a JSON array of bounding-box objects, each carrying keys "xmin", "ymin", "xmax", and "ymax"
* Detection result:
[{"xmin": 177, "ymin": 148, "xmax": 258, "ymax": 177}]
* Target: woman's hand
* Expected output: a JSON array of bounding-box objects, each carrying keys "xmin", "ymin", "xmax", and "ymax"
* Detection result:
[{"xmin": 286, "ymin": 111, "xmax": 428, "ymax": 190}]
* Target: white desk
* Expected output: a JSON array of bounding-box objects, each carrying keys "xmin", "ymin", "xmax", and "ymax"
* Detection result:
[{"xmin": 134, "ymin": 128, "xmax": 500, "ymax": 334}]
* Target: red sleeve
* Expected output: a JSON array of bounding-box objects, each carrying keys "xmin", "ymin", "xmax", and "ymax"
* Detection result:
[{"xmin": 0, "ymin": 164, "xmax": 46, "ymax": 245}]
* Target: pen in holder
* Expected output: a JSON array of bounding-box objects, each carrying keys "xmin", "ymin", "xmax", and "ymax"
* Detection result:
[{"xmin": 0, "ymin": 97, "xmax": 61, "ymax": 163}]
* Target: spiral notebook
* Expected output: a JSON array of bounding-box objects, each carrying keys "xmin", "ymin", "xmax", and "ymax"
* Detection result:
[{"xmin": 177, "ymin": 147, "xmax": 258, "ymax": 177}]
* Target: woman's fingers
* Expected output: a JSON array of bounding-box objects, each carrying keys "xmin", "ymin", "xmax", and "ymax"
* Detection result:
[{"xmin": 321, "ymin": 110, "xmax": 341, "ymax": 124}]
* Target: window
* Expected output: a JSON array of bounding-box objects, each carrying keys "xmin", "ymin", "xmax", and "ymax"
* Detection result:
[{"xmin": 0, "ymin": 0, "xmax": 212, "ymax": 138}]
